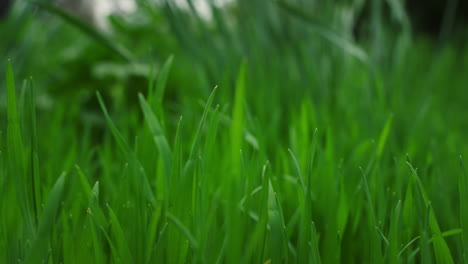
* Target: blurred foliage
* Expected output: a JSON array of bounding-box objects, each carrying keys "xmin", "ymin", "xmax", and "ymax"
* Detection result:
[{"xmin": 0, "ymin": 0, "xmax": 467, "ymax": 263}]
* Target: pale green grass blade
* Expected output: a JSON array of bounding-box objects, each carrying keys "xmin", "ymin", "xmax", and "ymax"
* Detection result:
[
  {"xmin": 25, "ymin": 173, "xmax": 66, "ymax": 264},
  {"xmin": 32, "ymin": 1, "xmax": 134, "ymax": 62},
  {"xmin": 231, "ymin": 62, "xmax": 247, "ymax": 175},
  {"xmin": 377, "ymin": 114, "xmax": 393, "ymax": 158}
]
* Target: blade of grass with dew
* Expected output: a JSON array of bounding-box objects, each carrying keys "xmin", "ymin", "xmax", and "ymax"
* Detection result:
[
  {"xmin": 25, "ymin": 173, "xmax": 66, "ymax": 264},
  {"xmin": 88, "ymin": 213, "xmax": 105, "ymax": 264},
  {"xmin": 407, "ymin": 162, "xmax": 454, "ymax": 264},
  {"xmin": 88, "ymin": 182, "xmax": 107, "ymax": 228},
  {"xmin": 31, "ymin": 1, "xmax": 134, "ymax": 62},
  {"xmin": 97, "ymin": 92, "xmax": 157, "ymax": 207}
]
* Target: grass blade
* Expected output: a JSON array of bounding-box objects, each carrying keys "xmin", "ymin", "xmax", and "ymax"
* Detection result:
[
  {"xmin": 188, "ymin": 86, "xmax": 218, "ymax": 162},
  {"xmin": 31, "ymin": 1, "xmax": 134, "ymax": 62},
  {"xmin": 6, "ymin": 60, "xmax": 34, "ymax": 236},
  {"xmin": 231, "ymin": 62, "xmax": 247, "ymax": 175},
  {"xmin": 106, "ymin": 204, "xmax": 134, "ymax": 263},
  {"xmin": 288, "ymin": 149, "xmax": 306, "ymax": 195},
  {"xmin": 407, "ymin": 162, "xmax": 454, "ymax": 264},
  {"xmin": 139, "ymin": 93, "xmax": 173, "ymax": 193},
  {"xmin": 167, "ymin": 212, "xmax": 199, "ymax": 250},
  {"xmin": 25, "ymin": 173, "xmax": 66, "ymax": 263},
  {"xmin": 459, "ymin": 156, "xmax": 468, "ymax": 262},
  {"xmin": 97, "ymin": 92, "xmax": 157, "ymax": 207},
  {"xmin": 377, "ymin": 114, "xmax": 393, "ymax": 158},
  {"xmin": 275, "ymin": 1, "xmax": 370, "ymax": 65}
]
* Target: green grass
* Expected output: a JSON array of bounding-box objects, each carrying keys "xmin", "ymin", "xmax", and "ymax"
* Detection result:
[{"xmin": 1, "ymin": 0, "xmax": 468, "ymax": 263}]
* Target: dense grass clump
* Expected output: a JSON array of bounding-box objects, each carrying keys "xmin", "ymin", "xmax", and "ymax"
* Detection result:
[{"xmin": 1, "ymin": 0, "xmax": 467, "ymax": 263}]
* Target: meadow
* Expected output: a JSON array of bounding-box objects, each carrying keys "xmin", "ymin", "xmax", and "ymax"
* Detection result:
[{"xmin": 1, "ymin": 0, "xmax": 467, "ymax": 263}]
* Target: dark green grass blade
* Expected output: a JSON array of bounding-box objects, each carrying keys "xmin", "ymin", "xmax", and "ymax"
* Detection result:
[
  {"xmin": 147, "ymin": 55, "xmax": 174, "ymax": 130},
  {"xmin": 139, "ymin": 93, "xmax": 173, "ymax": 191},
  {"xmin": 268, "ymin": 180, "xmax": 288, "ymax": 264},
  {"xmin": 27, "ymin": 78, "xmax": 41, "ymax": 223},
  {"xmin": 359, "ymin": 167, "xmax": 383, "ymax": 263},
  {"xmin": 167, "ymin": 212, "xmax": 199, "ymax": 250},
  {"xmin": 154, "ymin": 55, "xmax": 174, "ymax": 105},
  {"xmin": 288, "ymin": 149, "xmax": 306, "ymax": 194},
  {"xmin": 407, "ymin": 162, "xmax": 454, "ymax": 264},
  {"xmin": 459, "ymin": 156, "xmax": 468, "ymax": 262},
  {"xmin": 86, "ymin": 182, "xmax": 106, "ymax": 264},
  {"xmin": 97, "ymin": 92, "xmax": 157, "ymax": 207},
  {"xmin": 6, "ymin": 60, "xmax": 34, "ymax": 236},
  {"xmin": 25, "ymin": 173, "xmax": 66, "ymax": 264},
  {"xmin": 188, "ymin": 86, "xmax": 218, "ymax": 162},
  {"xmin": 386, "ymin": 200, "xmax": 402, "ymax": 264},
  {"xmin": 31, "ymin": 1, "xmax": 134, "ymax": 62},
  {"xmin": 106, "ymin": 204, "xmax": 134, "ymax": 263},
  {"xmin": 275, "ymin": 1, "xmax": 370, "ymax": 65}
]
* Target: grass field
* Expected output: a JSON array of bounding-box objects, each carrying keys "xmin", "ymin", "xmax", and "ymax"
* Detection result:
[{"xmin": 1, "ymin": 0, "xmax": 468, "ymax": 263}]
